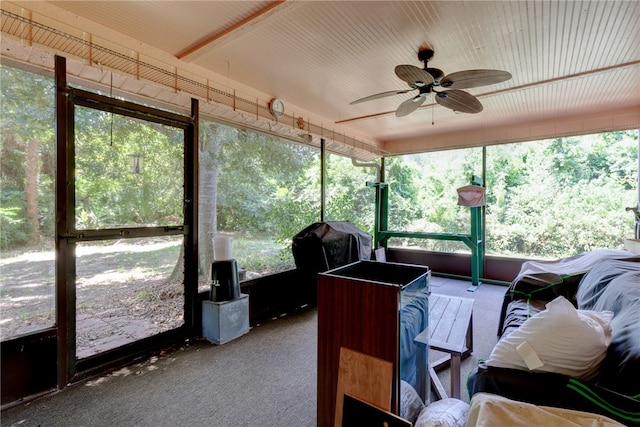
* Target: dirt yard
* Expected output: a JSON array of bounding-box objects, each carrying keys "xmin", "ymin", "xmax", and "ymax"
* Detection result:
[{"xmin": 0, "ymin": 238, "xmax": 203, "ymax": 357}]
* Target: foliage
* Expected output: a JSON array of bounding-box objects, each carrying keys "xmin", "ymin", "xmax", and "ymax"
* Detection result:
[
  {"xmin": 74, "ymin": 107, "xmax": 184, "ymax": 229},
  {"xmin": 215, "ymin": 130, "xmax": 318, "ymax": 235},
  {"xmin": 324, "ymin": 154, "xmax": 377, "ymax": 234},
  {"xmin": 385, "ymin": 133, "xmax": 638, "ymax": 258},
  {"xmin": 1, "ymin": 66, "xmax": 55, "ymax": 249},
  {"xmin": 0, "ymin": 203, "xmax": 29, "ymax": 249},
  {"xmin": 232, "ymin": 237, "xmax": 293, "ymax": 275},
  {"xmin": 386, "ymin": 148, "xmax": 484, "ymax": 251},
  {"xmin": 486, "ymin": 132, "xmax": 637, "ymax": 257},
  {"xmin": 1, "ymin": 62, "xmax": 638, "ymax": 267}
]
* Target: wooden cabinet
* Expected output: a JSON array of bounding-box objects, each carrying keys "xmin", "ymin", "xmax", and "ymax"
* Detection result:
[{"xmin": 317, "ymin": 260, "xmax": 430, "ymax": 427}]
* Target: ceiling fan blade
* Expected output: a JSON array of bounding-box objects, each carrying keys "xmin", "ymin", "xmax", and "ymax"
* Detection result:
[
  {"xmin": 349, "ymin": 89, "xmax": 413, "ymax": 105},
  {"xmin": 440, "ymin": 69, "xmax": 512, "ymax": 89},
  {"xmin": 396, "ymin": 94, "xmax": 426, "ymax": 117},
  {"xmin": 434, "ymin": 90, "xmax": 483, "ymax": 114},
  {"xmin": 395, "ymin": 65, "xmax": 434, "ymax": 87}
]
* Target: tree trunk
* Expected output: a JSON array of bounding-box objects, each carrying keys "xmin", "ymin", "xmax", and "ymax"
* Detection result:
[
  {"xmin": 166, "ymin": 122, "xmax": 222, "ymax": 285},
  {"xmin": 25, "ymin": 139, "xmax": 40, "ymax": 245},
  {"xmin": 198, "ymin": 122, "xmax": 222, "ymax": 282}
]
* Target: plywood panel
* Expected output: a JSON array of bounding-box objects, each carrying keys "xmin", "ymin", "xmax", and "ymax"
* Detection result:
[{"xmin": 334, "ymin": 347, "xmax": 394, "ymax": 427}]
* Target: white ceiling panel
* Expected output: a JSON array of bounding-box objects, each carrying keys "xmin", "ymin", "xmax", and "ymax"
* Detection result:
[{"xmin": 3, "ymin": 0, "xmax": 639, "ymax": 155}]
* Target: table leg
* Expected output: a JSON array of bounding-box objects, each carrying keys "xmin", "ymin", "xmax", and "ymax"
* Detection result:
[
  {"xmin": 430, "ymin": 366, "xmax": 448, "ymax": 400},
  {"xmin": 467, "ymin": 316, "xmax": 473, "ymax": 354},
  {"xmin": 416, "ymin": 343, "xmax": 427, "ymax": 401},
  {"xmin": 450, "ymin": 353, "xmax": 461, "ymax": 399}
]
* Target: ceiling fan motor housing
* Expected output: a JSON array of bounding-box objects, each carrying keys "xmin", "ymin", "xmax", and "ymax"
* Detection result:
[
  {"xmin": 417, "ymin": 49, "xmax": 443, "ymax": 84},
  {"xmin": 417, "ymin": 48, "xmax": 435, "ymax": 62},
  {"xmin": 426, "ymin": 68, "xmax": 444, "ymax": 84}
]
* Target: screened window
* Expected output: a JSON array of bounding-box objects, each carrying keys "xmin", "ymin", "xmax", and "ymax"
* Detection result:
[
  {"xmin": 384, "ymin": 132, "xmax": 638, "ymax": 258},
  {"xmin": 324, "ymin": 152, "xmax": 377, "ymax": 235},
  {"xmin": 197, "ymin": 120, "xmax": 321, "ymax": 285},
  {"xmin": 385, "ymin": 148, "xmax": 483, "ymax": 252},
  {"xmin": 485, "ymin": 133, "xmax": 638, "ymax": 258},
  {"xmin": 74, "ymin": 106, "xmax": 184, "ymax": 230},
  {"xmin": 1, "ymin": 64, "xmax": 56, "ymax": 340}
]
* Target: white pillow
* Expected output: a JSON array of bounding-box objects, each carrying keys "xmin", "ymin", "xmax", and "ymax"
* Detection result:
[
  {"xmin": 415, "ymin": 398, "xmax": 469, "ymax": 427},
  {"xmin": 486, "ymin": 296, "xmax": 613, "ymax": 380},
  {"xmin": 400, "ymin": 380, "xmax": 425, "ymax": 424}
]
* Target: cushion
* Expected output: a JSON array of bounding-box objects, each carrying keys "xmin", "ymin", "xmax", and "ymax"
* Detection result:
[
  {"xmin": 400, "ymin": 380, "xmax": 425, "ymax": 424},
  {"xmin": 500, "ymin": 299, "xmax": 546, "ymax": 338},
  {"xmin": 466, "ymin": 392, "xmax": 624, "ymax": 427},
  {"xmin": 576, "ymin": 258, "xmax": 640, "ymax": 310},
  {"xmin": 467, "ymin": 361, "xmax": 640, "ymax": 425},
  {"xmin": 586, "ymin": 269, "xmax": 640, "ymax": 361},
  {"xmin": 486, "ymin": 296, "xmax": 613, "ymax": 380},
  {"xmin": 588, "ymin": 269, "xmax": 640, "ymax": 396},
  {"xmin": 598, "ymin": 342, "xmax": 640, "ymax": 397},
  {"xmin": 415, "ymin": 398, "xmax": 469, "ymax": 427},
  {"xmin": 512, "ymin": 249, "xmax": 635, "ymax": 285}
]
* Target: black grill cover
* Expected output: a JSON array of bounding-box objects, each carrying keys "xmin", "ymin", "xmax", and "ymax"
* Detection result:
[{"xmin": 292, "ymin": 221, "xmax": 372, "ymax": 273}]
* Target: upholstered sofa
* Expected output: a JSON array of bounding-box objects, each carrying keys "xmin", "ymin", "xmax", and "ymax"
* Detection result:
[{"xmin": 468, "ymin": 249, "xmax": 640, "ymax": 426}]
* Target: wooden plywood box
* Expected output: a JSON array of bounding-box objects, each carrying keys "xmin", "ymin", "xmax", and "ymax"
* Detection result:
[{"xmin": 316, "ymin": 260, "xmax": 430, "ymax": 427}]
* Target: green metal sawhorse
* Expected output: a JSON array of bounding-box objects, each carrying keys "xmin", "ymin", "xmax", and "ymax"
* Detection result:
[{"xmin": 369, "ymin": 175, "xmax": 484, "ymax": 290}]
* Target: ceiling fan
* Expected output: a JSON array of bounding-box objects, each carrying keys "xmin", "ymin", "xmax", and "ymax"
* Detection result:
[{"xmin": 350, "ymin": 48, "xmax": 512, "ymax": 116}]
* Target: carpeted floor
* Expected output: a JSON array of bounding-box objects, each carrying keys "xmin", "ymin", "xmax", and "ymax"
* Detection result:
[{"xmin": 1, "ymin": 276, "xmax": 506, "ymax": 427}]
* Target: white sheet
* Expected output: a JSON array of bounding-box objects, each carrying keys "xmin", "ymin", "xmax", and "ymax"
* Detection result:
[
  {"xmin": 466, "ymin": 393, "xmax": 624, "ymax": 427},
  {"xmin": 513, "ymin": 249, "xmax": 635, "ymax": 284}
]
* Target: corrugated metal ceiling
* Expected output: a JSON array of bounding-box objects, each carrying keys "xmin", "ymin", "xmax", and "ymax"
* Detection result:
[{"xmin": 2, "ymin": 1, "xmax": 639, "ymax": 156}]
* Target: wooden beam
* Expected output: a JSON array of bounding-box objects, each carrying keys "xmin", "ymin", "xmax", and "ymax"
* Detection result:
[{"xmin": 176, "ymin": 1, "xmax": 286, "ymax": 60}]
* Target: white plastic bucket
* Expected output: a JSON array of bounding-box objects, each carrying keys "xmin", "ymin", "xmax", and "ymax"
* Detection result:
[{"xmin": 213, "ymin": 236, "xmax": 233, "ymax": 261}]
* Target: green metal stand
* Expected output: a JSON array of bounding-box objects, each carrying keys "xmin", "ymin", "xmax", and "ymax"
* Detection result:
[{"xmin": 369, "ymin": 176, "xmax": 485, "ymax": 290}]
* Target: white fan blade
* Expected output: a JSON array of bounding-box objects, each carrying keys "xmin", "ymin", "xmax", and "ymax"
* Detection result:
[
  {"xmin": 396, "ymin": 94, "xmax": 426, "ymax": 117},
  {"xmin": 350, "ymin": 89, "xmax": 413, "ymax": 105}
]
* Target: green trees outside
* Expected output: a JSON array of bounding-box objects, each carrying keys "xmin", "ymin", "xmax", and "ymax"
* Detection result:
[
  {"xmin": 485, "ymin": 134, "xmax": 638, "ymax": 257},
  {"xmin": 385, "ymin": 148, "xmax": 483, "ymax": 251},
  {"xmin": 324, "ymin": 154, "xmax": 377, "ymax": 233},
  {"xmin": 1, "ymin": 66, "xmax": 55, "ymax": 249},
  {"xmin": 74, "ymin": 106, "xmax": 185, "ymax": 230},
  {"xmin": 383, "ymin": 132, "xmax": 638, "ymax": 258},
  {"xmin": 198, "ymin": 120, "xmax": 321, "ymax": 276},
  {"xmin": 214, "ymin": 125, "xmax": 321, "ymax": 239},
  {"xmin": 2, "ymin": 63, "xmax": 636, "ymax": 346},
  {"xmin": 1, "ymin": 63, "xmax": 638, "ymax": 265}
]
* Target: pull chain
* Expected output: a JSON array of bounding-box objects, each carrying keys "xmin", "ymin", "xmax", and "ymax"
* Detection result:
[{"xmin": 432, "ymin": 100, "xmax": 435, "ymax": 125}]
